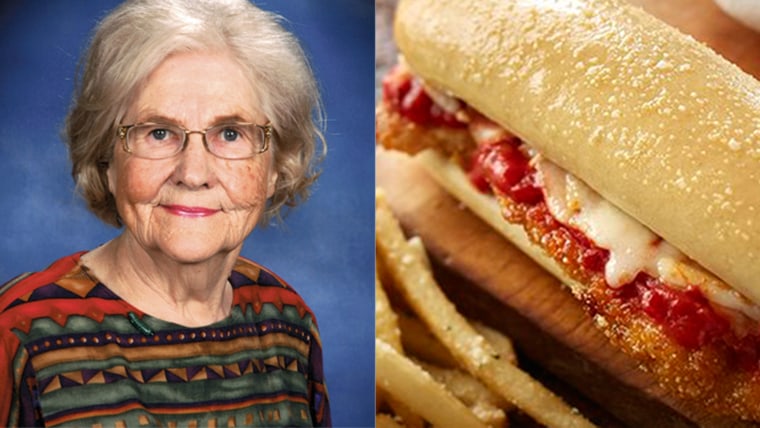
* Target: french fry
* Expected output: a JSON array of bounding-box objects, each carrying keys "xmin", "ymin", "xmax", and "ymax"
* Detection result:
[
  {"xmin": 376, "ymin": 338, "xmax": 489, "ymax": 428},
  {"xmin": 379, "ymin": 393, "xmax": 425, "ymax": 428},
  {"xmin": 376, "ymin": 253, "xmax": 418, "ymax": 426},
  {"xmin": 376, "ymin": 267, "xmax": 403, "ymax": 352},
  {"xmin": 398, "ymin": 312, "xmax": 519, "ymax": 371},
  {"xmin": 376, "ymin": 413, "xmax": 404, "ymax": 428},
  {"xmin": 419, "ymin": 361, "xmax": 508, "ymax": 427},
  {"xmin": 409, "ymin": 237, "xmax": 520, "ymax": 366},
  {"xmin": 472, "ymin": 321, "xmax": 518, "ymax": 366},
  {"xmin": 393, "ymin": 310, "xmax": 511, "ymax": 426},
  {"xmin": 387, "ymin": 400, "xmax": 425, "ymax": 428},
  {"xmin": 397, "ymin": 312, "xmax": 458, "ymax": 368},
  {"xmin": 406, "ymin": 235, "xmax": 431, "ymax": 271},
  {"xmin": 376, "ymin": 190, "xmax": 595, "ymax": 428}
]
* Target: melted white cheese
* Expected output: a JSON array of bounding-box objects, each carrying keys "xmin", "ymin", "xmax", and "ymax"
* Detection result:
[
  {"xmin": 535, "ymin": 157, "xmax": 760, "ymax": 321},
  {"xmin": 537, "ymin": 157, "xmax": 682, "ymax": 287}
]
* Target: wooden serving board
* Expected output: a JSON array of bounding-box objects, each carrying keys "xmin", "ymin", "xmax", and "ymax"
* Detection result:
[{"xmin": 375, "ymin": 0, "xmax": 760, "ymax": 425}]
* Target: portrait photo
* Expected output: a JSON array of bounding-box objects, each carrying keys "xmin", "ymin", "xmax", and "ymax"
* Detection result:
[{"xmin": 0, "ymin": 1, "xmax": 374, "ymax": 426}]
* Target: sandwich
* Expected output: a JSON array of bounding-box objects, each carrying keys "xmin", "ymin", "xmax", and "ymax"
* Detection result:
[{"xmin": 376, "ymin": 0, "xmax": 760, "ymax": 422}]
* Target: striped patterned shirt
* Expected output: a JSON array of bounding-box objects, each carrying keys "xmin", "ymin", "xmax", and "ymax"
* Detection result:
[{"xmin": 0, "ymin": 252, "xmax": 330, "ymax": 427}]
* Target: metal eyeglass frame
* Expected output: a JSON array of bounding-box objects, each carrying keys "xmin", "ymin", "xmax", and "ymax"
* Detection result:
[{"xmin": 116, "ymin": 121, "xmax": 273, "ymax": 160}]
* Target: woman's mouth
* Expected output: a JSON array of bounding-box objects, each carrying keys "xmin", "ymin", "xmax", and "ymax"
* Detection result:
[{"xmin": 162, "ymin": 204, "xmax": 220, "ymax": 218}]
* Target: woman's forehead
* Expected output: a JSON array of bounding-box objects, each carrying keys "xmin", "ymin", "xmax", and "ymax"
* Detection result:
[{"xmin": 127, "ymin": 51, "xmax": 265, "ymax": 125}]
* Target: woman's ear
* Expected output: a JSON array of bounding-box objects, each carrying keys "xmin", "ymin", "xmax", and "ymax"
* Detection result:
[
  {"xmin": 267, "ymin": 170, "xmax": 278, "ymax": 198},
  {"xmin": 106, "ymin": 162, "xmax": 117, "ymax": 195}
]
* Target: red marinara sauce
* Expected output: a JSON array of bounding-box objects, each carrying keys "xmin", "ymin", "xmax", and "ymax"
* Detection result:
[
  {"xmin": 382, "ymin": 66, "xmax": 466, "ymax": 128},
  {"xmin": 468, "ymin": 141, "xmax": 543, "ymax": 205}
]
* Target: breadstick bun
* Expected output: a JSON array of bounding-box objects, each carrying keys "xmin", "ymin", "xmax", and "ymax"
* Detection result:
[{"xmin": 394, "ymin": 0, "xmax": 760, "ymax": 306}]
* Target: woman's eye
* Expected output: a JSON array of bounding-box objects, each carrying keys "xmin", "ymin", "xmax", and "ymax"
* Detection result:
[
  {"xmin": 221, "ymin": 128, "xmax": 240, "ymax": 142},
  {"xmin": 149, "ymin": 128, "xmax": 170, "ymax": 140}
]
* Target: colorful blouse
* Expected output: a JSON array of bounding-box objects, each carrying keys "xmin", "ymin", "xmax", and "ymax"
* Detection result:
[{"xmin": 0, "ymin": 252, "xmax": 330, "ymax": 427}]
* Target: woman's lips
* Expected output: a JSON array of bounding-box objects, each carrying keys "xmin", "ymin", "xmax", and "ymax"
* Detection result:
[{"xmin": 162, "ymin": 204, "xmax": 220, "ymax": 218}]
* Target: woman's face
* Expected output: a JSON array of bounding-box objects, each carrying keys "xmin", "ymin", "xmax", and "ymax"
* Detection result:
[{"xmin": 107, "ymin": 51, "xmax": 277, "ymax": 263}]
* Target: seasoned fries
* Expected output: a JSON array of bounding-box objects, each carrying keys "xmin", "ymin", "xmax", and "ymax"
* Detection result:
[
  {"xmin": 376, "ymin": 412, "xmax": 404, "ymax": 428},
  {"xmin": 419, "ymin": 361, "xmax": 508, "ymax": 427},
  {"xmin": 397, "ymin": 312, "xmax": 458, "ymax": 368},
  {"xmin": 377, "ymin": 338, "xmax": 490, "ymax": 428},
  {"xmin": 375, "ymin": 188, "xmax": 596, "ymax": 428},
  {"xmin": 376, "ymin": 268, "xmax": 403, "ymax": 352},
  {"xmin": 472, "ymin": 321, "xmax": 518, "ymax": 366}
]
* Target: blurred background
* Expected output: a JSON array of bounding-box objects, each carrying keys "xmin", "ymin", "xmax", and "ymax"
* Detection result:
[{"xmin": 0, "ymin": 1, "xmax": 375, "ymax": 426}]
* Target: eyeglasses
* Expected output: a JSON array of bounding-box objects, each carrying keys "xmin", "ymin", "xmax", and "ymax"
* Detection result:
[{"xmin": 117, "ymin": 121, "xmax": 272, "ymax": 160}]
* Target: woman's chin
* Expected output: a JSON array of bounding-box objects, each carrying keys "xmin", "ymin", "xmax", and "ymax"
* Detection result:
[
  {"xmin": 128, "ymin": 215, "xmax": 248, "ymax": 264},
  {"xmin": 154, "ymin": 237, "xmax": 237, "ymax": 265}
]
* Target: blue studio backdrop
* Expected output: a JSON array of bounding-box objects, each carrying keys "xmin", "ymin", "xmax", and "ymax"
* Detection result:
[{"xmin": 0, "ymin": 1, "xmax": 375, "ymax": 427}]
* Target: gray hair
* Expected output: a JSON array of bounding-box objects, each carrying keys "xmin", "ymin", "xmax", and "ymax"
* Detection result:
[{"xmin": 65, "ymin": 0, "xmax": 326, "ymax": 227}]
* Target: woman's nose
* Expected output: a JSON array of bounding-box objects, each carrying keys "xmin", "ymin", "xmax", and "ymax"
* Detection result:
[{"xmin": 171, "ymin": 133, "xmax": 216, "ymax": 189}]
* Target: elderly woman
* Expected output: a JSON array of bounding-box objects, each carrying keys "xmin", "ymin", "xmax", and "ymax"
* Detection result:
[{"xmin": 0, "ymin": 0, "xmax": 330, "ymax": 426}]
